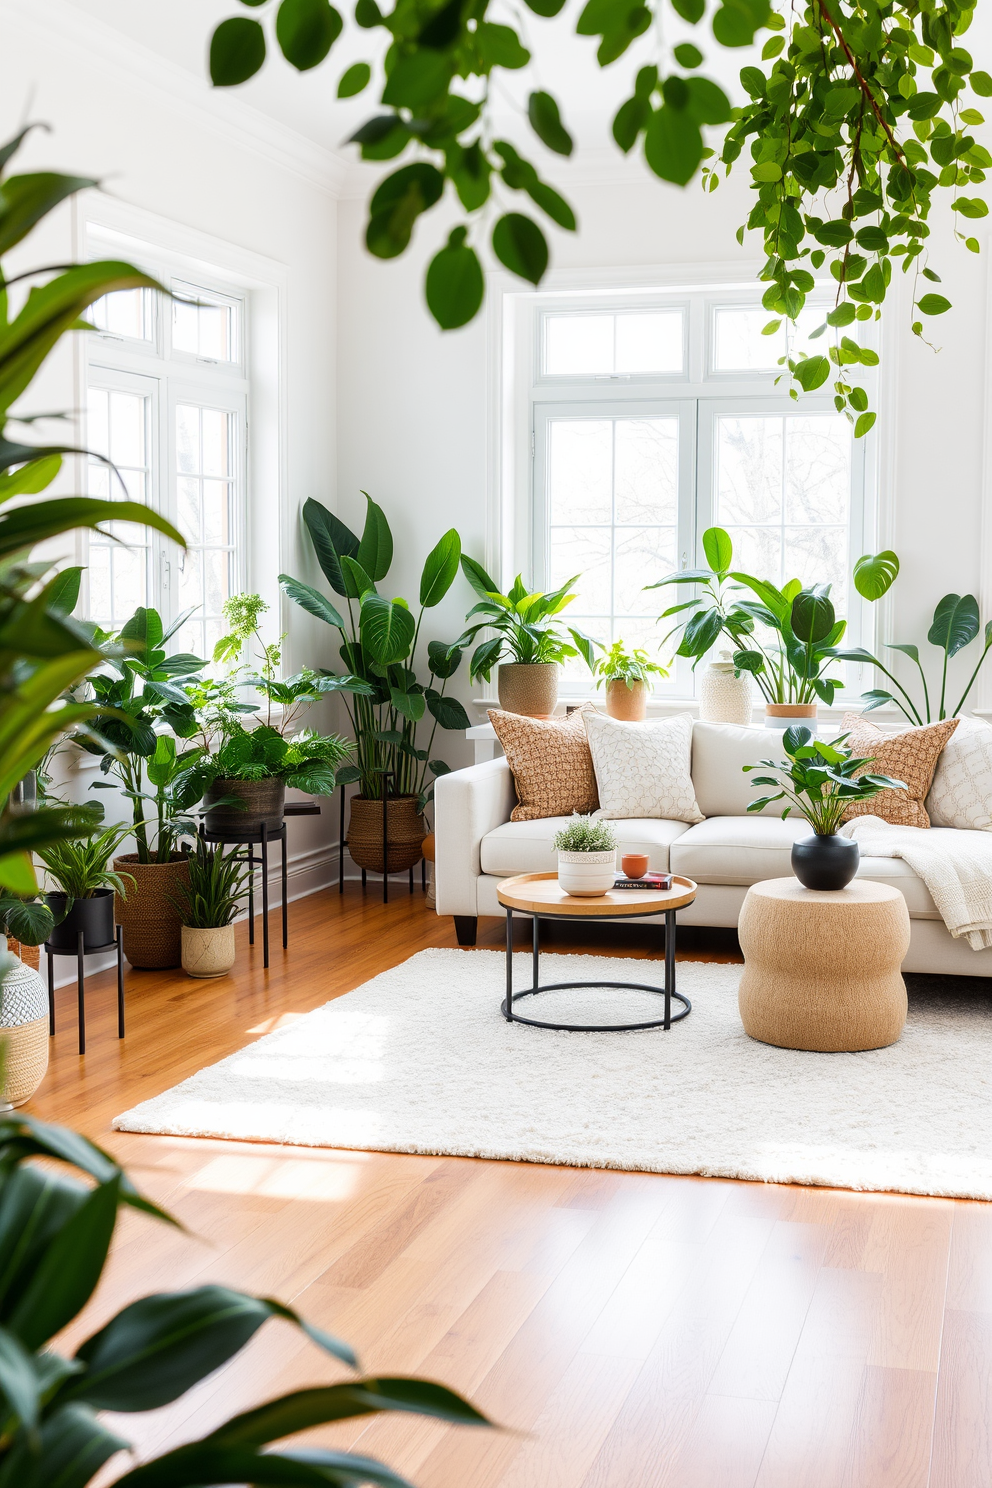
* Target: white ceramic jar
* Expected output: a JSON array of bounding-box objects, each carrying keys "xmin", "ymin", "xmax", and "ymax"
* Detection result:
[
  {"xmin": 557, "ymin": 848, "xmax": 617, "ymax": 897},
  {"xmin": 699, "ymin": 652, "xmax": 753, "ymax": 726}
]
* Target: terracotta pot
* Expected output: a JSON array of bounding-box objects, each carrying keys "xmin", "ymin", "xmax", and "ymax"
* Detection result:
[
  {"xmin": 113, "ymin": 854, "xmax": 190, "ymax": 969},
  {"xmin": 348, "ymin": 795, "xmax": 426, "ymax": 874},
  {"xmin": 497, "ymin": 662, "xmax": 559, "ymax": 717},
  {"xmin": 0, "ymin": 954, "xmax": 48, "ymax": 1108},
  {"xmin": 204, "ymin": 777, "xmax": 285, "ymax": 834},
  {"xmin": 605, "ymin": 678, "xmax": 648, "ymax": 721},
  {"xmin": 765, "ymin": 703, "xmax": 817, "ymax": 731},
  {"xmin": 182, "ymin": 924, "xmax": 236, "ymax": 978},
  {"xmin": 621, "ymin": 853, "xmax": 650, "ymax": 879}
]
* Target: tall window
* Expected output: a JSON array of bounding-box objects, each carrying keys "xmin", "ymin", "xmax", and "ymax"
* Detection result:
[
  {"xmin": 86, "ymin": 260, "xmax": 248, "ymax": 659},
  {"xmin": 528, "ymin": 289, "xmax": 873, "ymax": 696}
]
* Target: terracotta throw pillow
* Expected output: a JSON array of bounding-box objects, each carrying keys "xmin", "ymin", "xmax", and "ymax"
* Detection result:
[
  {"xmin": 839, "ymin": 712, "xmax": 960, "ymax": 828},
  {"xmin": 489, "ymin": 706, "xmax": 599, "ymax": 822}
]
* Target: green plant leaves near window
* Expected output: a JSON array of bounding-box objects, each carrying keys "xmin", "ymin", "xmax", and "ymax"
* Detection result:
[{"xmin": 275, "ymin": 0, "xmax": 343, "ymax": 71}]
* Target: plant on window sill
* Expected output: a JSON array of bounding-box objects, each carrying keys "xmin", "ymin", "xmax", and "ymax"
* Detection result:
[{"xmin": 454, "ymin": 557, "xmax": 598, "ymax": 683}]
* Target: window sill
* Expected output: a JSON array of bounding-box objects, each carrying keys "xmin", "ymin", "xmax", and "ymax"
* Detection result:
[{"xmin": 470, "ymin": 696, "xmax": 906, "ymax": 726}]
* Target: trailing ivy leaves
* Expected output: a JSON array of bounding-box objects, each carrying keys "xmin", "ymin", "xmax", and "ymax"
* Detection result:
[
  {"xmin": 275, "ymin": 0, "xmax": 343, "ymax": 70},
  {"xmin": 492, "ymin": 213, "xmax": 548, "ymax": 284},
  {"xmin": 528, "ymin": 92, "xmax": 573, "ymax": 156},
  {"xmin": 210, "ymin": 16, "xmax": 266, "ymax": 84},
  {"xmin": 425, "ymin": 227, "xmax": 484, "ymax": 329}
]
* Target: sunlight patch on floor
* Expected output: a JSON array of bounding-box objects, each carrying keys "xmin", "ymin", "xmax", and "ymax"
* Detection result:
[{"xmin": 181, "ymin": 1151, "xmax": 363, "ymax": 1201}]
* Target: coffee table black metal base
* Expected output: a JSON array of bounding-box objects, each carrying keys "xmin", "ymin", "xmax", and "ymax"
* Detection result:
[{"xmin": 501, "ymin": 905, "xmax": 691, "ymax": 1032}]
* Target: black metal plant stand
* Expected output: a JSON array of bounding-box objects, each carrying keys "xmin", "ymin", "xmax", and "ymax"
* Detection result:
[
  {"xmin": 45, "ymin": 927, "xmax": 125, "ymax": 1056},
  {"xmin": 502, "ymin": 906, "xmax": 691, "ymax": 1033},
  {"xmin": 200, "ymin": 801, "xmax": 320, "ymax": 971}
]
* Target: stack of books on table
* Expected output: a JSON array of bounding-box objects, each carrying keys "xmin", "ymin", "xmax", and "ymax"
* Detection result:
[{"xmin": 613, "ymin": 873, "xmax": 673, "ymax": 891}]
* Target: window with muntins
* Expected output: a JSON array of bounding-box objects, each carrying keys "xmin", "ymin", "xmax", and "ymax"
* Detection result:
[
  {"xmin": 527, "ymin": 287, "xmax": 874, "ymax": 697},
  {"xmin": 86, "ymin": 258, "xmax": 248, "ymax": 660}
]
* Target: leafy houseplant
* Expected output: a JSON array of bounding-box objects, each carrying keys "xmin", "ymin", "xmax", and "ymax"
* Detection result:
[
  {"xmin": 744, "ymin": 725, "xmax": 907, "ymax": 890},
  {"xmin": 172, "ymin": 837, "xmax": 249, "ymax": 978},
  {"xmin": 192, "ymin": 725, "xmax": 353, "ymax": 834},
  {"xmin": 456, "ymin": 558, "xmax": 597, "ymax": 717},
  {"xmin": 553, "ymin": 814, "xmax": 617, "ymax": 898},
  {"xmin": 38, "ymin": 819, "xmax": 135, "ymax": 953},
  {"xmin": 280, "ymin": 494, "xmax": 471, "ymax": 875},
  {"xmin": 595, "ymin": 641, "xmax": 668, "ymax": 722},
  {"xmin": 0, "ymin": 1108, "xmax": 487, "ymax": 1485}
]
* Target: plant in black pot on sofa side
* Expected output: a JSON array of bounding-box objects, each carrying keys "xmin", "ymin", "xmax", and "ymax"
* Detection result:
[{"xmin": 744, "ymin": 726, "xmax": 908, "ymax": 891}]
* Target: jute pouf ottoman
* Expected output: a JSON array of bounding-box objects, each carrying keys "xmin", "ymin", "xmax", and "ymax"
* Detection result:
[{"xmin": 738, "ymin": 877, "xmax": 911, "ymax": 1053}]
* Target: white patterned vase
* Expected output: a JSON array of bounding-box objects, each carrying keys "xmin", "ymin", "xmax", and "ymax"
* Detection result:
[
  {"xmin": 0, "ymin": 953, "xmax": 49, "ymax": 1109},
  {"xmin": 558, "ymin": 849, "xmax": 617, "ymax": 898},
  {"xmin": 699, "ymin": 656, "xmax": 753, "ymax": 726}
]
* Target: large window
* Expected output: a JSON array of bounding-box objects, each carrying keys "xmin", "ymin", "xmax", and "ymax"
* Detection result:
[
  {"xmin": 86, "ymin": 259, "xmax": 248, "ymax": 659},
  {"xmin": 528, "ymin": 288, "xmax": 874, "ymax": 696}
]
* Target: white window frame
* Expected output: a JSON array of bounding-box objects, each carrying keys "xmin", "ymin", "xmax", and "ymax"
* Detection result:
[
  {"xmin": 84, "ymin": 250, "xmax": 250, "ymax": 649},
  {"xmin": 505, "ymin": 276, "xmax": 879, "ymax": 705}
]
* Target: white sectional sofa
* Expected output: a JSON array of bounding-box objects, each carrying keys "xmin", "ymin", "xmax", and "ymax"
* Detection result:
[{"xmin": 434, "ymin": 719, "xmax": 992, "ymax": 977}]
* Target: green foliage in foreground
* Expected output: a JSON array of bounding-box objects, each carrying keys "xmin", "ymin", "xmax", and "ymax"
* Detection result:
[
  {"xmin": 0, "ymin": 1109, "xmax": 488, "ymax": 1486},
  {"xmin": 744, "ymin": 724, "xmax": 906, "ymax": 835}
]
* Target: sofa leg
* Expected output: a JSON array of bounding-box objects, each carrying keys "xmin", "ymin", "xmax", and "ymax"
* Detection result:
[{"xmin": 454, "ymin": 915, "xmax": 478, "ymax": 947}]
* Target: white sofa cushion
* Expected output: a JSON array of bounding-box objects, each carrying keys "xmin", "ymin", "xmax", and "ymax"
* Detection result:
[
  {"xmin": 584, "ymin": 710, "xmax": 703, "ymax": 823},
  {"xmin": 481, "ymin": 816, "xmax": 692, "ymax": 877},
  {"xmin": 669, "ymin": 814, "xmax": 939, "ymax": 916},
  {"xmin": 926, "ymin": 714, "xmax": 992, "ymax": 830},
  {"xmin": 690, "ymin": 721, "xmax": 794, "ymax": 817}
]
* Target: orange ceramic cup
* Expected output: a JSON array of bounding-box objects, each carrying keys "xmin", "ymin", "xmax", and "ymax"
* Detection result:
[{"xmin": 621, "ymin": 854, "xmax": 649, "ymax": 879}]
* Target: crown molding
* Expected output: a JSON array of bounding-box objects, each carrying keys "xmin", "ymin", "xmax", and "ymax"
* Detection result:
[{"xmin": 1, "ymin": 0, "xmax": 349, "ymax": 196}]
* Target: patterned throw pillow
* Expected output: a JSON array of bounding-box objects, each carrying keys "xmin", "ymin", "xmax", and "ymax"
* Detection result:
[
  {"xmin": 840, "ymin": 712, "xmax": 960, "ymax": 828},
  {"xmin": 489, "ymin": 706, "xmax": 599, "ymax": 822},
  {"xmin": 926, "ymin": 715, "xmax": 992, "ymax": 830},
  {"xmin": 583, "ymin": 711, "xmax": 704, "ymax": 823}
]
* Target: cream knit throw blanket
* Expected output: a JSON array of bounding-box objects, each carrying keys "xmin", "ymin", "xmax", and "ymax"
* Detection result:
[{"xmin": 841, "ymin": 815, "xmax": 992, "ymax": 950}]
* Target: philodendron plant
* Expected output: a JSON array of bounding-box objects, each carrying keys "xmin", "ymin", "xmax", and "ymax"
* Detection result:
[
  {"xmin": 744, "ymin": 725, "xmax": 906, "ymax": 835},
  {"xmin": 455, "ymin": 557, "xmax": 597, "ymax": 683},
  {"xmin": 280, "ymin": 494, "xmax": 471, "ymax": 811},
  {"xmin": 0, "ymin": 1108, "xmax": 487, "ymax": 1486}
]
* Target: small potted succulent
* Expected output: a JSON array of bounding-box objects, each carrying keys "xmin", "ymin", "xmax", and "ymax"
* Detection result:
[
  {"xmin": 744, "ymin": 726, "xmax": 907, "ymax": 890},
  {"xmin": 171, "ymin": 837, "xmax": 249, "ymax": 978},
  {"xmin": 595, "ymin": 640, "xmax": 668, "ymax": 721},
  {"xmin": 457, "ymin": 558, "xmax": 597, "ymax": 717},
  {"xmin": 553, "ymin": 814, "xmax": 618, "ymax": 897},
  {"xmin": 39, "ymin": 820, "xmax": 135, "ymax": 952}
]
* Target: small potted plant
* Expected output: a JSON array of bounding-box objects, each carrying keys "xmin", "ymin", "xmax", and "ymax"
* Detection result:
[
  {"xmin": 39, "ymin": 820, "xmax": 135, "ymax": 952},
  {"xmin": 171, "ymin": 837, "xmax": 249, "ymax": 978},
  {"xmin": 457, "ymin": 557, "xmax": 597, "ymax": 717},
  {"xmin": 595, "ymin": 641, "xmax": 668, "ymax": 721},
  {"xmin": 744, "ymin": 726, "xmax": 907, "ymax": 890},
  {"xmin": 553, "ymin": 814, "xmax": 618, "ymax": 897}
]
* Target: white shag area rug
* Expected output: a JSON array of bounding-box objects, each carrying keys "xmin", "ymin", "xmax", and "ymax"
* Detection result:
[{"xmin": 114, "ymin": 949, "xmax": 992, "ymax": 1200}]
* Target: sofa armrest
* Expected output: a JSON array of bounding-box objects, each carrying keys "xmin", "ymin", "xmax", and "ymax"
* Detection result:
[{"xmin": 434, "ymin": 757, "xmax": 516, "ymax": 916}]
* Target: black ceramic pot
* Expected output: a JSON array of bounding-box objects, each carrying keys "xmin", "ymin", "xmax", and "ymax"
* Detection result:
[
  {"xmin": 791, "ymin": 833, "xmax": 860, "ymax": 891},
  {"xmin": 44, "ymin": 887, "xmax": 116, "ymax": 951}
]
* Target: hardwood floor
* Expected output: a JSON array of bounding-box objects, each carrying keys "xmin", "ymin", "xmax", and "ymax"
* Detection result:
[{"xmin": 28, "ymin": 882, "xmax": 992, "ymax": 1488}]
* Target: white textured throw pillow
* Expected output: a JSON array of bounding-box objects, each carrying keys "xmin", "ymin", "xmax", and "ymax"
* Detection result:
[
  {"xmin": 583, "ymin": 711, "xmax": 704, "ymax": 823},
  {"xmin": 926, "ymin": 715, "xmax": 992, "ymax": 830}
]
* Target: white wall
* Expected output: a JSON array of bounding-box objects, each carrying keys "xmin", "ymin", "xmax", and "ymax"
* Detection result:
[
  {"xmin": 2, "ymin": 0, "xmax": 344, "ymax": 893},
  {"xmin": 336, "ymin": 141, "xmax": 992, "ymax": 739}
]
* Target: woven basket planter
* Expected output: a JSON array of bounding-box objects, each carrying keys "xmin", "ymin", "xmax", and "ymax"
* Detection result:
[
  {"xmin": 204, "ymin": 777, "xmax": 285, "ymax": 834},
  {"xmin": 0, "ymin": 954, "xmax": 48, "ymax": 1108},
  {"xmin": 497, "ymin": 662, "xmax": 559, "ymax": 717},
  {"xmin": 348, "ymin": 795, "xmax": 426, "ymax": 874},
  {"xmin": 113, "ymin": 854, "xmax": 190, "ymax": 969}
]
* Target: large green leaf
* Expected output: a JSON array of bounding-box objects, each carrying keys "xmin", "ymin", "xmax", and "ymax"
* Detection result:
[
  {"xmin": 119, "ymin": 607, "xmax": 165, "ymax": 653},
  {"xmin": 427, "ymin": 639, "xmax": 462, "ymax": 678},
  {"xmin": 356, "ymin": 492, "xmax": 393, "ymax": 581},
  {"xmin": 278, "ymin": 575, "xmax": 345, "ymax": 630},
  {"xmin": 0, "ymin": 498, "xmax": 183, "ymax": 561},
  {"xmin": 425, "ymin": 230, "xmax": 485, "ymax": 330},
  {"xmin": 0, "ymin": 171, "xmax": 97, "ymax": 257},
  {"xmin": 928, "ymin": 593, "xmax": 979, "ymax": 657},
  {"xmin": 853, "ymin": 550, "xmax": 900, "ymax": 601},
  {"xmin": 419, "ymin": 528, "xmax": 461, "ymax": 607},
  {"xmin": 389, "ymin": 687, "xmax": 426, "ymax": 722},
  {"xmin": 301, "ymin": 499, "xmax": 360, "ymax": 595},
  {"xmin": 113, "ymin": 1443, "xmax": 415, "ymax": 1488},
  {"xmin": 425, "ymin": 689, "xmax": 471, "ymax": 729},
  {"xmin": 701, "ymin": 526, "xmax": 732, "ymax": 574},
  {"xmin": 340, "ymin": 554, "xmax": 377, "ymax": 600},
  {"xmin": 790, "ymin": 584, "xmax": 835, "ymax": 644},
  {"xmin": 0, "ymin": 1113, "xmax": 175, "ymax": 1226},
  {"xmin": 6, "ymin": 1177, "xmax": 120, "ymax": 1348},
  {"xmin": 360, "ymin": 594, "xmax": 415, "ymax": 664},
  {"xmin": 210, "ymin": 15, "xmax": 266, "ymax": 84},
  {"xmin": 460, "ymin": 553, "xmax": 499, "ymax": 599},
  {"xmin": 275, "ymin": 0, "xmax": 342, "ymax": 70},
  {"xmin": 0, "ymin": 1401, "xmax": 127, "ymax": 1488},
  {"xmin": 0, "ymin": 1325, "xmax": 41, "ymax": 1431},
  {"xmin": 67, "ymin": 1285, "xmax": 355, "ymax": 1413},
  {"xmin": 206, "ymin": 1379, "xmax": 489, "ymax": 1447}
]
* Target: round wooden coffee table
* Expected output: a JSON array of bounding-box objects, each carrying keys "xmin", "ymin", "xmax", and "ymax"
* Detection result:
[
  {"xmin": 496, "ymin": 872, "xmax": 697, "ymax": 1032},
  {"xmin": 737, "ymin": 877, "xmax": 912, "ymax": 1052}
]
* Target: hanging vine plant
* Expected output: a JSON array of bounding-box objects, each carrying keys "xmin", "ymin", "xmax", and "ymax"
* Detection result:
[{"xmin": 205, "ymin": 0, "xmax": 986, "ymax": 432}]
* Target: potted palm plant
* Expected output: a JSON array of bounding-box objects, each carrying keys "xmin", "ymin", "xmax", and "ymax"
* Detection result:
[
  {"xmin": 279, "ymin": 495, "xmax": 471, "ymax": 874},
  {"xmin": 38, "ymin": 819, "xmax": 135, "ymax": 952},
  {"xmin": 172, "ymin": 837, "xmax": 249, "ymax": 978},
  {"xmin": 456, "ymin": 558, "xmax": 597, "ymax": 716},
  {"xmin": 595, "ymin": 640, "xmax": 668, "ymax": 721},
  {"xmin": 553, "ymin": 814, "xmax": 618, "ymax": 897},
  {"xmin": 744, "ymin": 726, "xmax": 907, "ymax": 890}
]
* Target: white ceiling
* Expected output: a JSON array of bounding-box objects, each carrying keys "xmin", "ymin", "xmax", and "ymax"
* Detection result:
[{"xmin": 60, "ymin": 0, "xmax": 757, "ymax": 169}]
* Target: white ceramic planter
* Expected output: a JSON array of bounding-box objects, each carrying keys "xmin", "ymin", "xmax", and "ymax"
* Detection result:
[
  {"xmin": 557, "ymin": 848, "xmax": 617, "ymax": 898},
  {"xmin": 182, "ymin": 924, "xmax": 236, "ymax": 978}
]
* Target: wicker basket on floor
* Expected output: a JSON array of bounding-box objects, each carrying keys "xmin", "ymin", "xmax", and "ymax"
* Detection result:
[
  {"xmin": 114, "ymin": 854, "xmax": 190, "ymax": 969},
  {"xmin": 347, "ymin": 796, "xmax": 426, "ymax": 874}
]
